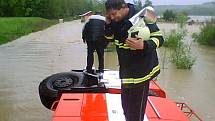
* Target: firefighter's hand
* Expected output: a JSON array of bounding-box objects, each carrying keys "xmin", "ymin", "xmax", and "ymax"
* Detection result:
[{"xmin": 126, "ymin": 37, "xmax": 144, "ymax": 50}]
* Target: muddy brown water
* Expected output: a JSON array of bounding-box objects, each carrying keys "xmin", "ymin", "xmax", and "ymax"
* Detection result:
[{"xmin": 0, "ymin": 20, "xmax": 214, "ymax": 121}]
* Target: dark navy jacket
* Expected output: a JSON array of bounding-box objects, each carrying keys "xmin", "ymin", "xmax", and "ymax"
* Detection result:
[
  {"xmin": 104, "ymin": 5, "xmax": 164, "ymax": 84},
  {"xmin": 82, "ymin": 15, "xmax": 106, "ymax": 42}
]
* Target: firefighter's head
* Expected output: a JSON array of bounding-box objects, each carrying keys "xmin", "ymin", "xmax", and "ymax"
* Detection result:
[{"xmin": 105, "ymin": 0, "xmax": 129, "ymax": 22}]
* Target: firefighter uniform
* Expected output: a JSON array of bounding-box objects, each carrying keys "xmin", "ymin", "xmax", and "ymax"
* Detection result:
[
  {"xmin": 82, "ymin": 15, "xmax": 108, "ymax": 73},
  {"xmin": 104, "ymin": 5, "xmax": 164, "ymax": 121}
]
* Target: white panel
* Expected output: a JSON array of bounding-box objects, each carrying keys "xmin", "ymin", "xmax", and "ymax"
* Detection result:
[
  {"xmin": 101, "ymin": 71, "xmax": 121, "ymax": 89},
  {"xmin": 106, "ymin": 94, "xmax": 148, "ymax": 121}
]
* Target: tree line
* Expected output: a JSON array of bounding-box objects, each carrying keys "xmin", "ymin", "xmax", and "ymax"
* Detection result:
[
  {"xmin": 0, "ymin": 0, "xmax": 105, "ymax": 19},
  {"xmin": 0, "ymin": 0, "xmax": 155, "ymax": 19}
]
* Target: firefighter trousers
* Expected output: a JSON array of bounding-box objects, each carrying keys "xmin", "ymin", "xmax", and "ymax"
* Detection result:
[
  {"xmin": 121, "ymin": 80, "xmax": 150, "ymax": 121},
  {"xmin": 86, "ymin": 41, "xmax": 104, "ymax": 73}
]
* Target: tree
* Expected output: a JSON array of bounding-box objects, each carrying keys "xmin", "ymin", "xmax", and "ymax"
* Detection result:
[
  {"xmin": 143, "ymin": 0, "xmax": 153, "ymax": 8},
  {"xmin": 92, "ymin": 0, "xmax": 106, "ymax": 13},
  {"xmin": 0, "ymin": 0, "xmax": 106, "ymax": 19},
  {"xmin": 134, "ymin": 0, "xmax": 143, "ymax": 11},
  {"xmin": 163, "ymin": 9, "xmax": 176, "ymax": 21}
]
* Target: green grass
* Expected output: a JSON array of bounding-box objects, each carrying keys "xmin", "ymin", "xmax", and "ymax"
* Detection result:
[{"xmin": 0, "ymin": 17, "xmax": 57, "ymax": 45}]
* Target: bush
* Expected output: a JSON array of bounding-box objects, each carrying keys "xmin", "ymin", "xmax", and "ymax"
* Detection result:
[
  {"xmin": 171, "ymin": 44, "xmax": 196, "ymax": 69},
  {"xmin": 164, "ymin": 29, "xmax": 196, "ymax": 69},
  {"xmin": 163, "ymin": 11, "xmax": 196, "ymax": 69},
  {"xmin": 163, "ymin": 29, "xmax": 184, "ymax": 49},
  {"xmin": 176, "ymin": 11, "xmax": 189, "ymax": 28},
  {"xmin": 192, "ymin": 19, "xmax": 215, "ymax": 46}
]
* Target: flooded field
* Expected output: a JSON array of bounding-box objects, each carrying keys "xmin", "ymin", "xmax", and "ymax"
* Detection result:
[{"xmin": 0, "ymin": 20, "xmax": 214, "ymax": 121}]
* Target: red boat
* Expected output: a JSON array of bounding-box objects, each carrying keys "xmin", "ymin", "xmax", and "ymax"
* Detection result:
[{"xmin": 39, "ymin": 70, "xmax": 203, "ymax": 121}]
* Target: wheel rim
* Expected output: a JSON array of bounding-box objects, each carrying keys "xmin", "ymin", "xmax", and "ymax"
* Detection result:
[{"xmin": 53, "ymin": 77, "xmax": 74, "ymax": 89}]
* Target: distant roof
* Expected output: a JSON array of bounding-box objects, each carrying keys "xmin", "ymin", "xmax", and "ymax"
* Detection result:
[
  {"xmin": 187, "ymin": 16, "xmax": 214, "ymax": 23},
  {"xmin": 79, "ymin": 11, "xmax": 93, "ymax": 17}
]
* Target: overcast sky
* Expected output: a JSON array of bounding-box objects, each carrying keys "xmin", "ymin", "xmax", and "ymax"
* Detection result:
[{"xmin": 143, "ymin": 0, "xmax": 214, "ymax": 5}]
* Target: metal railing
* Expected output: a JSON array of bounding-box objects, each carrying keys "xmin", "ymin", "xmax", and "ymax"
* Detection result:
[{"xmin": 176, "ymin": 102, "xmax": 203, "ymax": 121}]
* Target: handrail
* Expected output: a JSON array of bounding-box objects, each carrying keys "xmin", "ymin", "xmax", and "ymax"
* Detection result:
[{"xmin": 176, "ymin": 102, "xmax": 203, "ymax": 121}]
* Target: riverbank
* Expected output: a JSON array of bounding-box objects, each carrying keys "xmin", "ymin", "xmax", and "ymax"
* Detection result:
[{"xmin": 0, "ymin": 17, "xmax": 57, "ymax": 45}]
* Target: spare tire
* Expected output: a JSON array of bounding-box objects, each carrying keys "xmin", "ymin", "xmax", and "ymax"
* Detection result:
[{"xmin": 39, "ymin": 71, "xmax": 84, "ymax": 110}]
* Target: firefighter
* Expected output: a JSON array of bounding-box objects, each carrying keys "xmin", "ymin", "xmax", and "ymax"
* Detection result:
[
  {"xmin": 124, "ymin": 0, "xmax": 136, "ymax": 15},
  {"xmin": 82, "ymin": 12, "xmax": 108, "ymax": 74},
  {"xmin": 104, "ymin": 0, "xmax": 164, "ymax": 121}
]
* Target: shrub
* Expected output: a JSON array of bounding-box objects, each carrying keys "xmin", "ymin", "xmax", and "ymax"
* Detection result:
[
  {"xmin": 163, "ymin": 29, "xmax": 184, "ymax": 49},
  {"xmin": 171, "ymin": 44, "xmax": 196, "ymax": 69},
  {"xmin": 164, "ymin": 29, "xmax": 196, "ymax": 69},
  {"xmin": 192, "ymin": 19, "xmax": 215, "ymax": 46}
]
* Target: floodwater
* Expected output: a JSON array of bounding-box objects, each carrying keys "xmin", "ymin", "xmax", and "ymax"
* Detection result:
[{"xmin": 0, "ymin": 20, "xmax": 214, "ymax": 121}]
